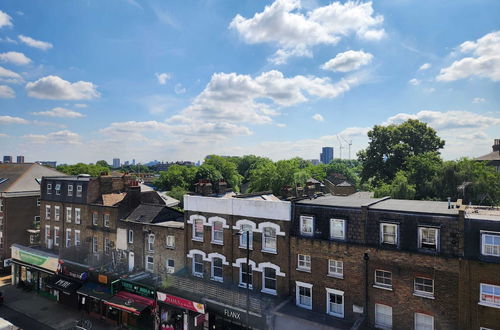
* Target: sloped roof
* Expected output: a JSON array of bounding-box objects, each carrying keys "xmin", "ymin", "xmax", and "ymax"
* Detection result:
[
  {"xmin": 0, "ymin": 163, "xmax": 64, "ymax": 193},
  {"xmin": 123, "ymin": 204, "xmax": 183, "ymax": 224},
  {"xmin": 102, "ymin": 192, "xmax": 127, "ymax": 206},
  {"xmin": 475, "ymin": 151, "xmax": 500, "ymax": 161}
]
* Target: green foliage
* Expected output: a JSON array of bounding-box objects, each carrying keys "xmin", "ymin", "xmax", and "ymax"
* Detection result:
[
  {"xmin": 154, "ymin": 165, "xmax": 197, "ymax": 191},
  {"xmin": 204, "ymin": 155, "xmax": 243, "ymax": 192},
  {"xmin": 95, "ymin": 160, "xmax": 110, "ymax": 168},
  {"xmin": 374, "ymin": 171, "xmax": 416, "ymax": 199},
  {"xmin": 57, "ymin": 163, "xmax": 109, "ymax": 176},
  {"xmin": 167, "ymin": 186, "xmax": 188, "ymax": 208}
]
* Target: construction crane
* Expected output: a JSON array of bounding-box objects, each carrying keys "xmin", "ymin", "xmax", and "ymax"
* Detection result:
[
  {"xmin": 340, "ymin": 136, "xmax": 353, "ymax": 160},
  {"xmin": 337, "ymin": 135, "xmax": 344, "ymax": 160}
]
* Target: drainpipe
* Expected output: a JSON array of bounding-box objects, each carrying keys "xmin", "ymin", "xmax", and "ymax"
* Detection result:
[{"xmin": 363, "ymin": 252, "xmax": 369, "ymax": 321}]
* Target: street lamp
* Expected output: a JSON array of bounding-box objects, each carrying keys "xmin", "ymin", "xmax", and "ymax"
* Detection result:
[{"xmin": 235, "ymin": 229, "xmax": 251, "ymax": 329}]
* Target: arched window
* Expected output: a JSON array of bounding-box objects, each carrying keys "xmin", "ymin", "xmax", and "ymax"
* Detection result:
[
  {"xmin": 193, "ymin": 254, "xmax": 204, "ymax": 277},
  {"xmin": 211, "ymin": 257, "xmax": 223, "ymax": 282},
  {"xmin": 212, "ymin": 221, "xmax": 224, "ymax": 244},
  {"xmin": 239, "ymin": 262, "xmax": 253, "ymax": 289},
  {"xmin": 193, "ymin": 218, "xmax": 204, "ymax": 241},
  {"xmin": 262, "ymin": 227, "xmax": 277, "ymax": 252},
  {"xmin": 262, "ymin": 267, "xmax": 277, "ymax": 294},
  {"xmin": 240, "ymin": 224, "xmax": 253, "ymax": 249}
]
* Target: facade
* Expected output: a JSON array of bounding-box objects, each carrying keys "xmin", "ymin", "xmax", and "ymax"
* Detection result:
[
  {"xmin": 475, "ymin": 139, "xmax": 500, "ymax": 172},
  {"xmin": 16, "ymin": 156, "xmax": 25, "ymax": 163},
  {"xmin": 2, "ymin": 156, "xmax": 12, "ymax": 163},
  {"xmin": 320, "ymin": 147, "xmax": 334, "ymax": 164},
  {"xmin": 113, "ymin": 158, "xmax": 121, "ymax": 168}
]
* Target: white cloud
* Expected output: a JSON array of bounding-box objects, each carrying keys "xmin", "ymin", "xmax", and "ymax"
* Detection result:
[
  {"xmin": 26, "ymin": 75, "xmax": 100, "ymax": 100},
  {"xmin": 312, "ymin": 113, "xmax": 324, "ymax": 121},
  {"xmin": 385, "ymin": 110, "xmax": 500, "ymax": 130},
  {"xmin": 408, "ymin": 78, "xmax": 420, "ymax": 85},
  {"xmin": 18, "ymin": 35, "xmax": 53, "ymax": 50},
  {"xmin": 437, "ymin": 31, "xmax": 500, "ymax": 82},
  {"xmin": 0, "ymin": 10, "xmax": 13, "ymax": 28},
  {"xmin": 0, "ymin": 65, "xmax": 23, "ymax": 84},
  {"xmin": 0, "ymin": 115, "xmax": 28, "ymax": 124},
  {"xmin": 472, "ymin": 97, "xmax": 486, "ymax": 104},
  {"xmin": 338, "ymin": 126, "xmax": 370, "ymax": 137},
  {"xmin": 276, "ymin": 123, "xmax": 286, "ymax": 127},
  {"xmin": 155, "ymin": 72, "xmax": 170, "ymax": 85},
  {"xmin": 230, "ymin": 0, "xmax": 385, "ymax": 63},
  {"xmin": 321, "ymin": 50, "xmax": 373, "ymax": 72},
  {"xmin": 23, "ymin": 130, "xmax": 81, "ymax": 144},
  {"xmin": 31, "ymin": 107, "xmax": 85, "ymax": 118},
  {"xmin": 0, "ymin": 85, "xmax": 15, "ymax": 98},
  {"xmin": 0, "ymin": 37, "xmax": 17, "ymax": 44},
  {"xmin": 174, "ymin": 83, "xmax": 186, "ymax": 94},
  {"xmin": 424, "ymin": 87, "xmax": 435, "ymax": 93},
  {"xmin": 0, "ymin": 51, "xmax": 31, "ymax": 65},
  {"xmin": 419, "ymin": 63, "xmax": 431, "ymax": 71},
  {"xmin": 74, "ymin": 103, "xmax": 88, "ymax": 108}
]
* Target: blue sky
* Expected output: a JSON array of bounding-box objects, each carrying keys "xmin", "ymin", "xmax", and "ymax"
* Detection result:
[{"xmin": 0, "ymin": 0, "xmax": 499, "ymax": 164}]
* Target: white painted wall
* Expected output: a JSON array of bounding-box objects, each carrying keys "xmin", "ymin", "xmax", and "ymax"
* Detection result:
[
  {"xmin": 184, "ymin": 195, "xmax": 291, "ymax": 221},
  {"xmin": 116, "ymin": 228, "xmax": 127, "ymax": 250}
]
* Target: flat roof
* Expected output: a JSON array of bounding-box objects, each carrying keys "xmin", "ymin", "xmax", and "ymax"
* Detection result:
[
  {"xmin": 43, "ymin": 175, "xmax": 92, "ymax": 181},
  {"xmin": 370, "ymin": 199, "xmax": 459, "ymax": 216},
  {"xmin": 296, "ymin": 195, "xmax": 386, "ymax": 208}
]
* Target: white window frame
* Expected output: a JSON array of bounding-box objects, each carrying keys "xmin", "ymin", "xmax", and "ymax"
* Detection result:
[
  {"xmin": 104, "ymin": 237, "xmax": 110, "ymax": 255},
  {"xmin": 330, "ymin": 218, "xmax": 346, "ymax": 240},
  {"xmin": 46, "ymin": 183, "xmax": 52, "ymax": 194},
  {"xmin": 66, "ymin": 207, "xmax": 72, "ymax": 223},
  {"xmin": 295, "ymin": 281, "xmax": 313, "ymax": 310},
  {"xmin": 54, "ymin": 205, "xmax": 60, "ymax": 221},
  {"xmin": 239, "ymin": 263, "xmax": 253, "ymax": 289},
  {"xmin": 211, "ymin": 257, "xmax": 224, "ymax": 282},
  {"xmin": 262, "ymin": 226, "xmax": 277, "ymax": 253},
  {"xmin": 75, "ymin": 208, "xmax": 81, "ymax": 224},
  {"xmin": 103, "ymin": 214, "xmax": 110, "ymax": 227},
  {"xmin": 414, "ymin": 277, "xmax": 434, "ymax": 298},
  {"xmin": 65, "ymin": 229, "xmax": 71, "ymax": 248},
  {"xmin": 92, "ymin": 237, "xmax": 98, "ymax": 253},
  {"xmin": 55, "ymin": 184, "xmax": 61, "ymax": 195},
  {"xmin": 193, "ymin": 218, "xmax": 204, "ymax": 242},
  {"xmin": 375, "ymin": 303, "xmax": 393, "ymax": 329},
  {"xmin": 54, "ymin": 226, "xmax": 60, "ymax": 246},
  {"xmin": 262, "ymin": 267, "xmax": 277, "ymax": 295},
  {"xmin": 46, "ymin": 205, "xmax": 51, "ymax": 220},
  {"xmin": 192, "ymin": 254, "xmax": 204, "ymax": 277},
  {"xmin": 0, "ymin": 199, "xmax": 2, "ymax": 212},
  {"xmin": 76, "ymin": 185, "xmax": 82, "ymax": 197},
  {"xmin": 300, "ymin": 215, "xmax": 314, "ymax": 237},
  {"xmin": 146, "ymin": 255, "xmax": 154, "ymax": 272},
  {"xmin": 92, "ymin": 212, "xmax": 98, "ymax": 226},
  {"xmin": 166, "ymin": 235, "xmax": 175, "ymax": 248},
  {"xmin": 128, "ymin": 230, "xmax": 134, "ymax": 243},
  {"xmin": 166, "ymin": 259, "xmax": 175, "ymax": 274},
  {"xmin": 67, "ymin": 184, "xmax": 73, "ymax": 196},
  {"xmin": 45, "ymin": 225, "xmax": 50, "ymax": 244},
  {"xmin": 380, "ymin": 223, "xmax": 398, "ymax": 245},
  {"xmin": 374, "ymin": 269, "xmax": 392, "ymax": 290},
  {"xmin": 414, "ymin": 313, "xmax": 434, "ymax": 330},
  {"xmin": 147, "ymin": 234, "xmax": 155, "ymax": 252},
  {"xmin": 239, "ymin": 224, "xmax": 253, "ymax": 249},
  {"xmin": 328, "ymin": 259, "xmax": 343, "ymax": 278},
  {"xmin": 418, "ymin": 227, "xmax": 439, "ymax": 251},
  {"xmin": 297, "ymin": 254, "xmax": 311, "ymax": 272},
  {"xmin": 481, "ymin": 232, "xmax": 500, "ymax": 257},
  {"xmin": 479, "ymin": 283, "xmax": 500, "ymax": 308},
  {"xmin": 36, "ymin": 198, "xmax": 40, "ymax": 206},
  {"xmin": 326, "ymin": 288, "xmax": 344, "ymax": 318},
  {"xmin": 211, "ymin": 220, "xmax": 224, "ymax": 244},
  {"xmin": 30, "ymin": 234, "xmax": 35, "ymax": 245},
  {"xmin": 34, "ymin": 216, "xmax": 40, "ymax": 225},
  {"xmin": 74, "ymin": 230, "xmax": 81, "ymax": 246}
]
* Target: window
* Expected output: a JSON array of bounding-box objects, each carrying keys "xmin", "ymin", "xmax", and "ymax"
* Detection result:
[
  {"xmin": 30, "ymin": 234, "xmax": 35, "ymax": 245},
  {"xmin": 74, "ymin": 230, "xmax": 81, "ymax": 246},
  {"xmin": 166, "ymin": 259, "xmax": 175, "ymax": 274},
  {"xmin": 46, "ymin": 183, "xmax": 52, "ymax": 194},
  {"xmin": 330, "ymin": 219, "xmax": 346, "ymax": 240},
  {"xmin": 92, "ymin": 237, "xmax": 98, "ymax": 253},
  {"xmin": 104, "ymin": 237, "xmax": 110, "ymax": 255},
  {"xmin": 415, "ymin": 313, "xmax": 434, "ymax": 330},
  {"xmin": 300, "ymin": 216, "xmax": 314, "ymax": 236},
  {"xmin": 146, "ymin": 256, "xmax": 154, "ymax": 271},
  {"xmin": 128, "ymin": 230, "xmax": 133, "ymax": 243},
  {"xmin": 262, "ymin": 267, "xmax": 277, "ymax": 294},
  {"xmin": 297, "ymin": 254, "xmax": 311, "ymax": 271},
  {"xmin": 479, "ymin": 283, "xmax": 500, "ymax": 308},
  {"xmin": 211, "ymin": 257, "xmax": 223, "ymax": 282},
  {"xmin": 419, "ymin": 227, "xmax": 439, "ymax": 250},
  {"xmin": 193, "ymin": 218, "xmax": 204, "ymax": 241},
  {"xmin": 326, "ymin": 288, "xmax": 344, "ymax": 318},
  {"xmin": 212, "ymin": 221, "xmax": 223, "ymax": 244},
  {"xmin": 103, "ymin": 214, "xmax": 110, "ymax": 227},
  {"xmin": 92, "ymin": 212, "xmax": 98, "ymax": 226},
  {"xmin": 0, "ymin": 199, "xmax": 2, "ymax": 212},
  {"xmin": 36, "ymin": 198, "xmax": 40, "ymax": 206},
  {"xmin": 65, "ymin": 229, "xmax": 71, "ymax": 247},
  {"xmin": 296, "ymin": 282, "xmax": 312, "ymax": 310},
  {"xmin": 45, "ymin": 205, "xmax": 51, "ymax": 220},
  {"xmin": 414, "ymin": 277, "xmax": 434, "ymax": 297},
  {"xmin": 34, "ymin": 216, "xmax": 40, "ymax": 226},
  {"xmin": 380, "ymin": 223, "xmax": 398, "ymax": 245},
  {"xmin": 67, "ymin": 184, "xmax": 73, "ymax": 196},
  {"xmin": 166, "ymin": 235, "xmax": 175, "ymax": 248},
  {"xmin": 193, "ymin": 254, "xmax": 203, "ymax": 277},
  {"xmin": 239, "ymin": 263, "xmax": 253, "ymax": 289},
  {"xmin": 328, "ymin": 260, "xmax": 343, "ymax": 278},
  {"xmin": 75, "ymin": 208, "xmax": 81, "ymax": 224},
  {"xmin": 239, "ymin": 224, "xmax": 253, "ymax": 249},
  {"xmin": 54, "ymin": 206, "xmax": 60, "ymax": 221},
  {"xmin": 66, "ymin": 207, "xmax": 72, "ymax": 223},
  {"xmin": 481, "ymin": 233, "xmax": 500, "ymax": 257},
  {"xmin": 148, "ymin": 234, "xmax": 155, "ymax": 251},
  {"xmin": 374, "ymin": 270, "xmax": 392, "ymax": 289},
  {"xmin": 375, "ymin": 304, "xmax": 392, "ymax": 329},
  {"xmin": 54, "ymin": 227, "xmax": 60, "ymax": 246},
  {"xmin": 262, "ymin": 227, "xmax": 277, "ymax": 252},
  {"xmin": 76, "ymin": 185, "xmax": 82, "ymax": 197},
  {"xmin": 45, "ymin": 225, "xmax": 50, "ymax": 244},
  {"xmin": 55, "ymin": 184, "xmax": 61, "ymax": 195}
]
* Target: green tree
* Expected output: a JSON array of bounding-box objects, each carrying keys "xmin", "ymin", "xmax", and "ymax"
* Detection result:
[
  {"xmin": 358, "ymin": 119, "xmax": 445, "ymax": 184},
  {"xmin": 95, "ymin": 160, "xmax": 110, "ymax": 168},
  {"xmin": 204, "ymin": 155, "xmax": 243, "ymax": 191},
  {"xmin": 404, "ymin": 152, "xmax": 443, "ymax": 199},
  {"xmin": 154, "ymin": 165, "xmax": 197, "ymax": 191},
  {"xmin": 195, "ymin": 163, "xmax": 223, "ymax": 183},
  {"xmin": 57, "ymin": 163, "xmax": 109, "ymax": 176},
  {"xmin": 374, "ymin": 171, "xmax": 416, "ymax": 199},
  {"xmin": 248, "ymin": 159, "xmax": 277, "ymax": 193},
  {"xmin": 167, "ymin": 186, "xmax": 188, "ymax": 208}
]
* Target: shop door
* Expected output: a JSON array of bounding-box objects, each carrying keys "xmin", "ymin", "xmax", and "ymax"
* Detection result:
[
  {"xmin": 128, "ymin": 252, "xmax": 134, "ymax": 272},
  {"xmin": 121, "ymin": 310, "xmax": 128, "ymax": 326}
]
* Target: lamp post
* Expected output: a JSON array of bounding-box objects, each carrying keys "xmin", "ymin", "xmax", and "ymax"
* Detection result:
[{"xmin": 236, "ymin": 229, "xmax": 251, "ymax": 329}]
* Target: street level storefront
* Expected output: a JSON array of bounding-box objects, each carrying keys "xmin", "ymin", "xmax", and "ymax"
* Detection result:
[
  {"xmin": 104, "ymin": 279, "xmax": 156, "ymax": 330},
  {"xmin": 45, "ymin": 274, "xmax": 83, "ymax": 308},
  {"xmin": 157, "ymin": 291, "xmax": 205, "ymax": 330},
  {"xmin": 78, "ymin": 282, "xmax": 112, "ymax": 319},
  {"xmin": 205, "ymin": 299, "xmax": 268, "ymax": 330},
  {"xmin": 10, "ymin": 244, "xmax": 59, "ymax": 300}
]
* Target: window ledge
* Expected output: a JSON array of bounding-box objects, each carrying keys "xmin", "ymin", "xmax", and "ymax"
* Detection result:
[
  {"xmin": 296, "ymin": 303, "xmax": 312, "ymax": 310},
  {"xmin": 193, "ymin": 273, "xmax": 203, "ymax": 278},
  {"xmin": 192, "ymin": 238, "xmax": 204, "ymax": 243},
  {"xmin": 373, "ymin": 284, "xmax": 393, "ymax": 291},
  {"xmin": 165, "ymin": 246, "xmax": 175, "ymax": 249},
  {"xmin": 327, "ymin": 312, "xmax": 344, "ymax": 318},
  {"xmin": 211, "ymin": 241, "xmax": 224, "ymax": 245},
  {"xmin": 478, "ymin": 301, "xmax": 500, "ymax": 309},
  {"xmin": 413, "ymin": 292, "xmax": 435, "ymax": 299},
  {"xmin": 261, "ymin": 288, "xmax": 277, "ymax": 296},
  {"xmin": 261, "ymin": 249, "xmax": 277, "ymax": 255},
  {"xmin": 296, "ymin": 268, "xmax": 311, "ymax": 273},
  {"xmin": 327, "ymin": 273, "xmax": 344, "ymax": 279},
  {"xmin": 210, "ymin": 277, "xmax": 223, "ymax": 283},
  {"xmin": 238, "ymin": 284, "xmax": 253, "ymax": 290},
  {"xmin": 239, "ymin": 246, "xmax": 253, "ymax": 250}
]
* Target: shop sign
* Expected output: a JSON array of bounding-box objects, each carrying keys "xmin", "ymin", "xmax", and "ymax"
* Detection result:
[
  {"xmin": 206, "ymin": 299, "xmax": 266, "ymax": 329},
  {"xmin": 3, "ymin": 258, "xmax": 12, "ymax": 267},
  {"xmin": 60, "ymin": 267, "xmax": 87, "ymax": 281},
  {"xmin": 157, "ymin": 292, "xmax": 205, "ymax": 314},
  {"xmin": 98, "ymin": 274, "xmax": 108, "ymax": 284},
  {"xmin": 121, "ymin": 280, "xmax": 155, "ymax": 298},
  {"xmin": 11, "ymin": 246, "xmax": 59, "ymax": 272}
]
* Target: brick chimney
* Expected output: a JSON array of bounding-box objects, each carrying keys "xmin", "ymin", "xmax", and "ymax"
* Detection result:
[
  {"xmin": 127, "ymin": 180, "xmax": 141, "ymax": 210},
  {"xmin": 493, "ymin": 139, "xmax": 500, "ymax": 152}
]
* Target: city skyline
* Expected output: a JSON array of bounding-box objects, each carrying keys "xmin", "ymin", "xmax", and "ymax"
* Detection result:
[{"xmin": 0, "ymin": 0, "xmax": 499, "ymax": 164}]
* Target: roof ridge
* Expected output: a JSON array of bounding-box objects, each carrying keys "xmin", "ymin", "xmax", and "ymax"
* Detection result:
[{"xmin": 4, "ymin": 163, "xmax": 36, "ymax": 192}]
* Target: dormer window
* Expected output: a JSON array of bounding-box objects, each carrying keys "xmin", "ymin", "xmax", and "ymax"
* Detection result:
[
  {"xmin": 68, "ymin": 184, "xmax": 73, "ymax": 196},
  {"xmin": 380, "ymin": 223, "xmax": 398, "ymax": 245},
  {"xmin": 76, "ymin": 185, "xmax": 82, "ymax": 197},
  {"xmin": 481, "ymin": 232, "xmax": 500, "ymax": 257},
  {"xmin": 418, "ymin": 227, "xmax": 439, "ymax": 251},
  {"xmin": 55, "ymin": 184, "xmax": 61, "ymax": 195},
  {"xmin": 47, "ymin": 183, "xmax": 52, "ymax": 194},
  {"xmin": 300, "ymin": 216, "xmax": 314, "ymax": 237}
]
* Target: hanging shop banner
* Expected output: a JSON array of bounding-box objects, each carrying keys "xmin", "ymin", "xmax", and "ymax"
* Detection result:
[
  {"xmin": 118, "ymin": 280, "xmax": 155, "ymax": 298},
  {"xmin": 11, "ymin": 245, "xmax": 59, "ymax": 272},
  {"xmin": 157, "ymin": 292, "xmax": 205, "ymax": 314}
]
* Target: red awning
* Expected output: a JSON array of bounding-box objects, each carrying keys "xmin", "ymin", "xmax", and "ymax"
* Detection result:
[{"xmin": 104, "ymin": 291, "xmax": 155, "ymax": 315}]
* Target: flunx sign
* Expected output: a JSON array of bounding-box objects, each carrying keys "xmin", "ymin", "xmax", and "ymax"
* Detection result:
[{"xmin": 224, "ymin": 308, "xmax": 241, "ymax": 320}]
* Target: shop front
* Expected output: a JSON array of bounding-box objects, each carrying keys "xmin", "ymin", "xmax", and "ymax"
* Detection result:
[
  {"xmin": 205, "ymin": 299, "xmax": 268, "ymax": 330},
  {"xmin": 156, "ymin": 291, "xmax": 205, "ymax": 330},
  {"xmin": 10, "ymin": 244, "xmax": 59, "ymax": 300},
  {"xmin": 77, "ymin": 281, "xmax": 112, "ymax": 318},
  {"xmin": 45, "ymin": 274, "xmax": 83, "ymax": 308}
]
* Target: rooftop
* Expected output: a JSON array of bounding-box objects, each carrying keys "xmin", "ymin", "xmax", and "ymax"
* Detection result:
[
  {"xmin": 123, "ymin": 203, "xmax": 183, "ymax": 224},
  {"xmin": 475, "ymin": 150, "xmax": 500, "ymax": 161},
  {"xmin": 296, "ymin": 194, "xmax": 386, "ymax": 208},
  {"xmin": 43, "ymin": 175, "xmax": 92, "ymax": 181},
  {"xmin": 370, "ymin": 198, "xmax": 460, "ymax": 215},
  {"xmin": 0, "ymin": 163, "xmax": 64, "ymax": 193},
  {"xmin": 465, "ymin": 206, "xmax": 500, "ymax": 221}
]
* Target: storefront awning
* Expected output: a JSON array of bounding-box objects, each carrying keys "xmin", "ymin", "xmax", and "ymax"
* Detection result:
[
  {"xmin": 77, "ymin": 282, "xmax": 112, "ymax": 300},
  {"xmin": 104, "ymin": 291, "xmax": 155, "ymax": 315},
  {"xmin": 46, "ymin": 275, "xmax": 82, "ymax": 295}
]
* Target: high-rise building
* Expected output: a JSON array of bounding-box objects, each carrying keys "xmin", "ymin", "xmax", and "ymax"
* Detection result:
[
  {"xmin": 320, "ymin": 147, "xmax": 334, "ymax": 164},
  {"xmin": 132, "ymin": 159, "xmax": 136, "ymax": 166},
  {"xmin": 112, "ymin": 158, "xmax": 121, "ymax": 168},
  {"xmin": 16, "ymin": 156, "xmax": 25, "ymax": 163},
  {"xmin": 3, "ymin": 156, "xmax": 12, "ymax": 163}
]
